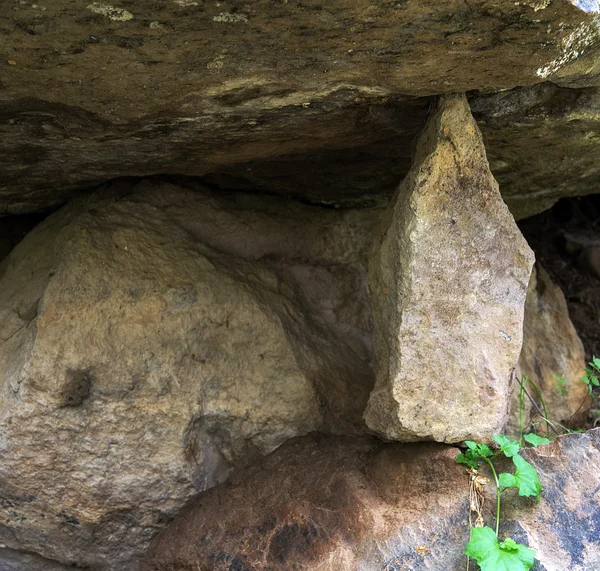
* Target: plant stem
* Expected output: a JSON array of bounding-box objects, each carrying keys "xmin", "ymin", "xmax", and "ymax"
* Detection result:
[
  {"xmin": 526, "ymin": 377, "xmax": 551, "ymax": 437},
  {"xmin": 520, "ymin": 382, "xmax": 562, "ymax": 437},
  {"xmin": 484, "ymin": 457, "xmax": 501, "ymax": 537},
  {"xmin": 519, "ymin": 377, "xmax": 525, "ymax": 445}
]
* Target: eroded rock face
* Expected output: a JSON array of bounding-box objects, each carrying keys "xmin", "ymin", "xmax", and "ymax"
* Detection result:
[
  {"xmin": 2, "ymin": 1, "xmax": 600, "ymax": 213},
  {"xmin": 0, "ymin": 181, "xmax": 374, "ymax": 569},
  {"xmin": 365, "ymin": 94, "xmax": 535, "ymax": 443},
  {"xmin": 508, "ymin": 264, "xmax": 590, "ymax": 435},
  {"xmin": 140, "ymin": 429, "xmax": 600, "ymax": 571}
]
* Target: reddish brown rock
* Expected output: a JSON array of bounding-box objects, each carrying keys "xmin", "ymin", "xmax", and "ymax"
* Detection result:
[
  {"xmin": 141, "ymin": 430, "xmax": 600, "ymax": 571},
  {"xmin": 140, "ymin": 434, "xmax": 470, "ymax": 571}
]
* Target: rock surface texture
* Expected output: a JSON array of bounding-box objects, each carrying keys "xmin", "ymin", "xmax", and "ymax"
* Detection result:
[
  {"xmin": 140, "ymin": 429, "xmax": 600, "ymax": 571},
  {"xmin": 491, "ymin": 428, "xmax": 600, "ymax": 571},
  {"xmin": 0, "ymin": 181, "xmax": 374, "ymax": 570},
  {"xmin": 1, "ymin": 1, "xmax": 600, "ymax": 214},
  {"xmin": 141, "ymin": 434, "xmax": 471, "ymax": 571},
  {"xmin": 508, "ymin": 263, "xmax": 590, "ymax": 434},
  {"xmin": 365, "ymin": 94, "xmax": 535, "ymax": 443}
]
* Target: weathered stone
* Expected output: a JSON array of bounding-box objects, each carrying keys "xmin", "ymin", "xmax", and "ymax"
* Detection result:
[
  {"xmin": 0, "ymin": 548, "xmax": 83, "ymax": 571},
  {"xmin": 472, "ymin": 84, "xmax": 600, "ymax": 219},
  {"xmin": 365, "ymin": 94, "xmax": 535, "ymax": 443},
  {"xmin": 508, "ymin": 264, "xmax": 590, "ymax": 435},
  {"xmin": 140, "ymin": 429, "xmax": 600, "ymax": 571},
  {"xmin": 0, "ymin": 181, "xmax": 374, "ymax": 569},
  {"xmin": 140, "ymin": 433, "xmax": 471, "ymax": 571},
  {"xmin": 2, "ymin": 1, "xmax": 600, "ymax": 213},
  {"xmin": 484, "ymin": 429, "xmax": 600, "ymax": 571}
]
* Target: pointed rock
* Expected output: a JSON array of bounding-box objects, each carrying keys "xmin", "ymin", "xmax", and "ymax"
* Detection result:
[{"xmin": 365, "ymin": 94, "xmax": 535, "ymax": 443}]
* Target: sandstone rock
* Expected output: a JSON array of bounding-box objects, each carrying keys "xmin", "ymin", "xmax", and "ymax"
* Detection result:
[
  {"xmin": 140, "ymin": 429, "xmax": 600, "ymax": 571},
  {"xmin": 1, "ymin": 1, "xmax": 600, "ymax": 213},
  {"xmin": 0, "ymin": 181, "xmax": 374, "ymax": 569},
  {"xmin": 365, "ymin": 94, "xmax": 535, "ymax": 443},
  {"xmin": 508, "ymin": 264, "xmax": 590, "ymax": 435},
  {"xmin": 140, "ymin": 433, "xmax": 471, "ymax": 571}
]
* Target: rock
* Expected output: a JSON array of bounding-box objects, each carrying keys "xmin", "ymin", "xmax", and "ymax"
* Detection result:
[
  {"xmin": 578, "ymin": 244, "xmax": 600, "ymax": 278},
  {"xmin": 365, "ymin": 94, "xmax": 535, "ymax": 443},
  {"xmin": 486, "ymin": 428, "xmax": 600, "ymax": 571},
  {"xmin": 2, "ymin": 1, "xmax": 600, "ymax": 213},
  {"xmin": 0, "ymin": 548, "xmax": 84, "ymax": 571},
  {"xmin": 0, "ymin": 181, "xmax": 374, "ymax": 569},
  {"xmin": 471, "ymin": 84, "xmax": 600, "ymax": 220},
  {"xmin": 508, "ymin": 264, "xmax": 590, "ymax": 435},
  {"xmin": 140, "ymin": 429, "xmax": 600, "ymax": 571},
  {"xmin": 140, "ymin": 433, "xmax": 471, "ymax": 571}
]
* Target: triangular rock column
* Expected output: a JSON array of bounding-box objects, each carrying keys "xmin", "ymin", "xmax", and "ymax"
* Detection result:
[{"xmin": 365, "ymin": 94, "xmax": 535, "ymax": 443}]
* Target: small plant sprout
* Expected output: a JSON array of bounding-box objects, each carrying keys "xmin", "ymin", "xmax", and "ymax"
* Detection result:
[
  {"xmin": 457, "ymin": 433, "xmax": 548, "ymax": 571},
  {"xmin": 582, "ymin": 356, "xmax": 600, "ymax": 395},
  {"xmin": 554, "ymin": 373, "xmax": 568, "ymax": 395}
]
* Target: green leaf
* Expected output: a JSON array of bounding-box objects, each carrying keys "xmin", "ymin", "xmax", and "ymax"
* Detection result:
[
  {"xmin": 493, "ymin": 434, "xmax": 520, "ymax": 458},
  {"xmin": 592, "ymin": 356, "xmax": 600, "ymax": 370},
  {"xmin": 511, "ymin": 454, "xmax": 542, "ymax": 500},
  {"xmin": 464, "ymin": 441, "xmax": 492, "ymax": 459},
  {"xmin": 465, "ymin": 526, "xmax": 536, "ymax": 571},
  {"xmin": 524, "ymin": 434, "xmax": 550, "ymax": 448},
  {"xmin": 476, "ymin": 443, "xmax": 493, "ymax": 458},
  {"xmin": 498, "ymin": 471, "xmax": 517, "ymax": 489},
  {"xmin": 456, "ymin": 452, "xmax": 480, "ymax": 470},
  {"xmin": 499, "ymin": 538, "xmax": 519, "ymax": 552}
]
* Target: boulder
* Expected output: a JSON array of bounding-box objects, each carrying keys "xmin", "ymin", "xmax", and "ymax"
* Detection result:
[
  {"xmin": 140, "ymin": 429, "xmax": 600, "ymax": 571},
  {"xmin": 141, "ymin": 433, "xmax": 471, "ymax": 571},
  {"xmin": 365, "ymin": 94, "xmax": 535, "ymax": 443},
  {"xmin": 2, "ymin": 1, "xmax": 600, "ymax": 214},
  {"xmin": 0, "ymin": 181, "xmax": 374, "ymax": 569},
  {"xmin": 508, "ymin": 264, "xmax": 590, "ymax": 435}
]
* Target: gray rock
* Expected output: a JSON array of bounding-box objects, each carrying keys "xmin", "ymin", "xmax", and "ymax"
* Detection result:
[
  {"xmin": 0, "ymin": 181, "xmax": 374, "ymax": 569},
  {"xmin": 490, "ymin": 429, "xmax": 600, "ymax": 571},
  {"xmin": 365, "ymin": 94, "xmax": 535, "ymax": 443},
  {"xmin": 0, "ymin": 548, "xmax": 85, "ymax": 571}
]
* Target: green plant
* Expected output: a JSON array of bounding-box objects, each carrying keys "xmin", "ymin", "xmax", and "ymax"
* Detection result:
[
  {"xmin": 517, "ymin": 374, "xmax": 585, "ymax": 439},
  {"xmin": 457, "ymin": 434, "xmax": 548, "ymax": 571},
  {"xmin": 553, "ymin": 373, "xmax": 568, "ymax": 395},
  {"xmin": 582, "ymin": 356, "xmax": 600, "ymax": 395}
]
